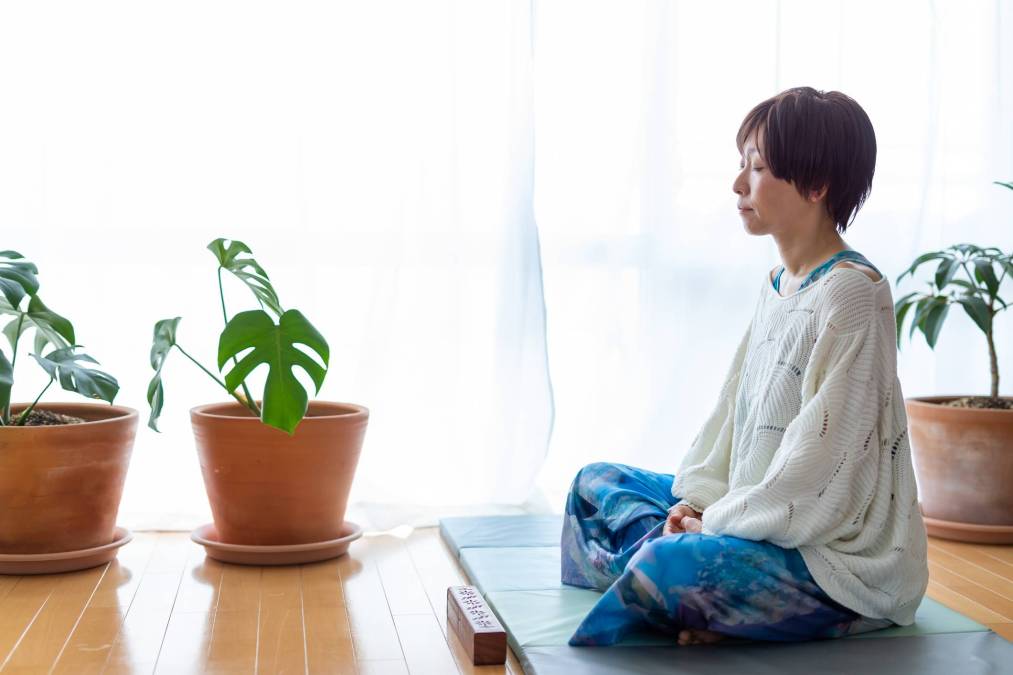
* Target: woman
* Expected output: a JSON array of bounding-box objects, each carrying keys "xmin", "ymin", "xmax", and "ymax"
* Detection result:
[{"xmin": 560, "ymin": 87, "xmax": 929, "ymax": 647}]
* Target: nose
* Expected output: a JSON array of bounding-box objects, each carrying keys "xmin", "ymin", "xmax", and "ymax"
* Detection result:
[{"xmin": 732, "ymin": 170, "xmax": 747, "ymax": 197}]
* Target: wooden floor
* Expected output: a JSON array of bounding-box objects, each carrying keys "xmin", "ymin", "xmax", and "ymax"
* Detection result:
[{"xmin": 0, "ymin": 529, "xmax": 1009, "ymax": 674}]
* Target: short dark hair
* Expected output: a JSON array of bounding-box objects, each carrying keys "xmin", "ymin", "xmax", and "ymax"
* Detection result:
[{"xmin": 736, "ymin": 87, "xmax": 876, "ymax": 234}]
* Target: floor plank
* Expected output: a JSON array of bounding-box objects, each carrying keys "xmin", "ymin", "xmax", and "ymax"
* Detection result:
[
  {"xmin": 204, "ymin": 609, "xmax": 259, "ymax": 674},
  {"xmin": 205, "ymin": 561, "xmax": 262, "ymax": 672},
  {"xmin": 0, "ymin": 576, "xmax": 61, "ymax": 670},
  {"xmin": 103, "ymin": 533, "xmax": 191, "ymax": 673},
  {"xmin": 987, "ymin": 622, "xmax": 1013, "ymax": 642},
  {"xmin": 153, "ymin": 610, "xmax": 214, "ymax": 674},
  {"xmin": 974, "ymin": 543, "xmax": 1013, "ymax": 566},
  {"xmin": 371, "ymin": 535, "xmax": 433, "ymax": 616},
  {"xmin": 927, "ymin": 541, "xmax": 1013, "ymax": 600},
  {"xmin": 173, "ymin": 549, "xmax": 224, "ymax": 615},
  {"xmin": 506, "ymin": 649, "xmax": 525, "ymax": 675},
  {"xmin": 3, "ymin": 527, "xmax": 1012, "ymax": 675},
  {"xmin": 52, "ymin": 536, "xmax": 158, "ymax": 674},
  {"xmin": 925, "ymin": 579, "xmax": 1009, "ymax": 625},
  {"xmin": 1, "ymin": 566, "xmax": 106, "ymax": 671},
  {"xmin": 0, "ymin": 578, "xmax": 19, "ymax": 606},
  {"xmin": 927, "ymin": 560, "xmax": 1013, "ymax": 620},
  {"xmin": 336, "ymin": 538, "xmax": 404, "ymax": 662},
  {"xmin": 256, "ymin": 566, "xmax": 307, "ymax": 674},
  {"xmin": 404, "ymin": 528, "xmax": 469, "ymax": 638},
  {"xmin": 357, "ymin": 660, "xmax": 409, "ymax": 674},
  {"xmin": 301, "ymin": 560, "xmax": 355, "ymax": 674},
  {"xmin": 393, "ymin": 613, "xmax": 461, "ymax": 675}
]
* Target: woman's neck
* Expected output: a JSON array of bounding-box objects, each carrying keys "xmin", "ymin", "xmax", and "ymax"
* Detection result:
[{"xmin": 774, "ymin": 228, "xmax": 849, "ymax": 279}]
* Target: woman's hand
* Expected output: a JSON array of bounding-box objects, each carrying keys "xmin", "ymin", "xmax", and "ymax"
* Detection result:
[
  {"xmin": 663, "ymin": 504, "xmax": 703, "ymax": 535},
  {"xmin": 680, "ymin": 517, "xmax": 703, "ymax": 533}
]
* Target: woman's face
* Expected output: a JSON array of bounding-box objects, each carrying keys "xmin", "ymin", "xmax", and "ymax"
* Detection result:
[{"xmin": 732, "ymin": 129, "xmax": 821, "ymax": 236}]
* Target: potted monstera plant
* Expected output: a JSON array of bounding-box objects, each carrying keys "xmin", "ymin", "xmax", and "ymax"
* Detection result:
[
  {"xmin": 0, "ymin": 250, "xmax": 136, "ymax": 573},
  {"xmin": 147, "ymin": 239, "xmax": 367, "ymax": 559},
  {"xmin": 895, "ymin": 183, "xmax": 1013, "ymax": 543}
]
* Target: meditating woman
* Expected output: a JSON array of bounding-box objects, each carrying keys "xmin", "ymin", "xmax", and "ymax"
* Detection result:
[{"xmin": 560, "ymin": 86, "xmax": 929, "ymax": 647}]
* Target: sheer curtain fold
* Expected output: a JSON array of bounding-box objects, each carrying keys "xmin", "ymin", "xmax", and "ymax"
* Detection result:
[
  {"xmin": 532, "ymin": 0, "xmax": 1013, "ymax": 509},
  {"xmin": 0, "ymin": 0, "xmax": 553, "ymax": 531},
  {"xmin": 0, "ymin": 1, "xmax": 1009, "ymax": 530}
]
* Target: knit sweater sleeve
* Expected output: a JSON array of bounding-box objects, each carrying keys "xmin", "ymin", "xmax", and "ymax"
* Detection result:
[
  {"xmin": 670, "ymin": 323, "xmax": 752, "ymax": 512},
  {"xmin": 701, "ymin": 280, "xmax": 883, "ymax": 547}
]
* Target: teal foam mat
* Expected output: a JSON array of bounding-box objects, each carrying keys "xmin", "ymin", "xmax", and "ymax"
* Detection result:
[
  {"xmin": 486, "ymin": 589, "xmax": 985, "ymax": 647},
  {"xmin": 458, "ymin": 544, "xmax": 985, "ymax": 640},
  {"xmin": 487, "ymin": 588, "xmax": 677, "ymax": 648},
  {"xmin": 459, "ymin": 546, "xmax": 563, "ymax": 593},
  {"xmin": 439, "ymin": 514, "xmax": 1006, "ymax": 673},
  {"xmin": 440, "ymin": 514, "xmax": 563, "ymax": 552},
  {"xmin": 519, "ymin": 633, "xmax": 1010, "ymax": 675}
]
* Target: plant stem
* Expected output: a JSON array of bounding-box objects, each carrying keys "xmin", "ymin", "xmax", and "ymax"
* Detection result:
[
  {"xmin": 987, "ymin": 329, "xmax": 999, "ymax": 399},
  {"xmin": 218, "ymin": 267, "xmax": 260, "ymax": 416},
  {"xmin": 959, "ymin": 256, "xmax": 1003, "ymax": 398},
  {"xmin": 959, "ymin": 259, "xmax": 985, "ymax": 303},
  {"xmin": 175, "ymin": 344, "xmax": 260, "ymax": 417},
  {"xmin": 9, "ymin": 314, "xmax": 23, "ymax": 371},
  {"xmin": 2, "ymin": 313, "xmax": 25, "ymax": 423},
  {"xmin": 15, "ymin": 377, "xmax": 53, "ymax": 426}
]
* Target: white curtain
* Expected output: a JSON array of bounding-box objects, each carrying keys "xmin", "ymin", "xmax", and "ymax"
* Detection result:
[
  {"xmin": 1, "ymin": 1, "xmax": 1010, "ymax": 530},
  {"xmin": 531, "ymin": 0, "xmax": 1013, "ymax": 508},
  {"xmin": 0, "ymin": 1, "xmax": 553, "ymax": 530}
]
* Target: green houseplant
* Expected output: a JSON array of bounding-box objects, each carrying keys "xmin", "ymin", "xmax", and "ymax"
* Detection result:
[
  {"xmin": 0, "ymin": 250, "xmax": 136, "ymax": 570},
  {"xmin": 148, "ymin": 239, "xmax": 368, "ymax": 554},
  {"xmin": 894, "ymin": 181, "xmax": 1013, "ymax": 543}
]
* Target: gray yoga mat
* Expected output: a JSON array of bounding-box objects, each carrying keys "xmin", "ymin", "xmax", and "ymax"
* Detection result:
[{"xmin": 439, "ymin": 515, "xmax": 1010, "ymax": 674}]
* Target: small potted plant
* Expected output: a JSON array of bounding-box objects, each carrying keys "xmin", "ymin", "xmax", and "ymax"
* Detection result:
[
  {"xmin": 0, "ymin": 250, "xmax": 135, "ymax": 573},
  {"xmin": 895, "ymin": 182, "xmax": 1013, "ymax": 543},
  {"xmin": 147, "ymin": 239, "xmax": 367, "ymax": 560}
]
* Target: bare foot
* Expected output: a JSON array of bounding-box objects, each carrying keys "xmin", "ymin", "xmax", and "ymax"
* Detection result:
[{"xmin": 677, "ymin": 628, "xmax": 726, "ymax": 646}]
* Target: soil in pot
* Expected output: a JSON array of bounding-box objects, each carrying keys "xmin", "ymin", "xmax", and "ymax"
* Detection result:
[
  {"xmin": 18, "ymin": 409, "xmax": 87, "ymax": 425},
  {"xmin": 940, "ymin": 396, "xmax": 1013, "ymax": 410}
]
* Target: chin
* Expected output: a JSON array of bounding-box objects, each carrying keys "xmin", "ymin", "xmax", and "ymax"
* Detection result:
[{"xmin": 742, "ymin": 219, "xmax": 768, "ymax": 236}]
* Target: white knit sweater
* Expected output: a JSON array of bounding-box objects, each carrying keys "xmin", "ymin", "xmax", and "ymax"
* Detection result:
[{"xmin": 672, "ymin": 267, "xmax": 929, "ymax": 625}]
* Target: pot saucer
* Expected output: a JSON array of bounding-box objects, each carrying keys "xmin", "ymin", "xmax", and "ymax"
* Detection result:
[
  {"xmin": 0, "ymin": 527, "xmax": 133, "ymax": 575},
  {"xmin": 191, "ymin": 522, "xmax": 363, "ymax": 565},
  {"xmin": 920, "ymin": 511, "xmax": 1013, "ymax": 544}
]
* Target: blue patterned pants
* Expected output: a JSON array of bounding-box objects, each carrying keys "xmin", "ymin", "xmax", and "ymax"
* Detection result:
[{"xmin": 561, "ymin": 462, "xmax": 894, "ymax": 646}]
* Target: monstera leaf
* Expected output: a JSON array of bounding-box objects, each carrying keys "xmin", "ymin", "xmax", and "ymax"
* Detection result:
[
  {"xmin": 218, "ymin": 309, "xmax": 329, "ymax": 434},
  {"xmin": 31, "ymin": 346, "xmax": 119, "ymax": 404},
  {"xmin": 207, "ymin": 239, "xmax": 283, "ymax": 316},
  {"xmin": 1, "ymin": 294, "xmax": 75, "ymax": 354},
  {"xmin": 146, "ymin": 317, "xmax": 181, "ymax": 431},
  {"xmin": 0, "ymin": 251, "xmax": 39, "ymax": 309}
]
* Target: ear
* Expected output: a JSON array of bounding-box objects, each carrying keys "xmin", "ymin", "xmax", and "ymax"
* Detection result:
[{"xmin": 809, "ymin": 184, "xmax": 829, "ymax": 202}]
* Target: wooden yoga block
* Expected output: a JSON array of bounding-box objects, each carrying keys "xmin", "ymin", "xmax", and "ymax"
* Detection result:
[{"xmin": 447, "ymin": 585, "xmax": 507, "ymax": 665}]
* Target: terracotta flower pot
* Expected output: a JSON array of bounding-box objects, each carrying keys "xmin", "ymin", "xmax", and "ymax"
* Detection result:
[
  {"xmin": 190, "ymin": 400, "xmax": 368, "ymax": 546},
  {"xmin": 0, "ymin": 403, "xmax": 138, "ymax": 554},
  {"xmin": 905, "ymin": 395, "xmax": 1013, "ymax": 544}
]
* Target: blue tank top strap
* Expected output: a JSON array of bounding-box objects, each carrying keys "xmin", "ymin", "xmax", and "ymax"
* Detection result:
[
  {"xmin": 799, "ymin": 250, "xmax": 881, "ymax": 290},
  {"xmin": 772, "ymin": 250, "xmax": 881, "ymax": 293},
  {"xmin": 773, "ymin": 266, "xmax": 786, "ymax": 291}
]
